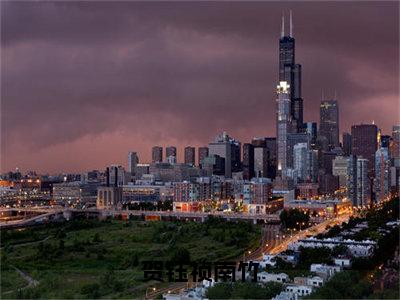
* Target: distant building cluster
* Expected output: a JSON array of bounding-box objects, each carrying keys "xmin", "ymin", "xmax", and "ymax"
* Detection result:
[{"xmin": 1, "ymin": 12, "xmax": 399, "ymax": 215}]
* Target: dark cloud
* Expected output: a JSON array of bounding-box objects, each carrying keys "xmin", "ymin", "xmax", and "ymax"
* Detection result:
[{"xmin": 1, "ymin": 1, "xmax": 399, "ymax": 173}]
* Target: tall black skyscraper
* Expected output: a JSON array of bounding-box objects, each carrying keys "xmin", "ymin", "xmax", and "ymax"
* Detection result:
[
  {"xmin": 242, "ymin": 143, "xmax": 255, "ymax": 180},
  {"xmin": 279, "ymin": 11, "xmax": 303, "ymax": 132},
  {"xmin": 342, "ymin": 132, "xmax": 352, "ymax": 156},
  {"xmin": 320, "ymin": 100, "xmax": 339, "ymax": 150}
]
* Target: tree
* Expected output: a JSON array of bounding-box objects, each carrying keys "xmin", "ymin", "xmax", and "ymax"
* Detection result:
[
  {"xmin": 170, "ymin": 247, "xmax": 191, "ymax": 264},
  {"xmin": 206, "ymin": 283, "xmax": 233, "ymax": 299},
  {"xmin": 264, "ymin": 282, "xmax": 284, "ymax": 299},
  {"xmin": 92, "ymin": 233, "xmax": 102, "ymax": 243},
  {"xmin": 280, "ymin": 209, "xmax": 310, "ymax": 230},
  {"xmin": 58, "ymin": 239, "xmax": 65, "ymax": 251},
  {"xmin": 331, "ymin": 244, "xmax": 348, "ymax": 257},
  {"xmin": 298, "ymin": 246, "xmax": 332, "ymax": 268},
  {"xmin": 305, "ymin": 271, "xmax": 372, "ymax": 299},
  {"xmin": 81, "ymin": 283, "xmax": 101, "ymax": 299}
]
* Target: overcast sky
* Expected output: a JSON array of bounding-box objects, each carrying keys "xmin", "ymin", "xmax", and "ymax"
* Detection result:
[{"xmin": 1, "ymin": 1, "xmax": 399, "ymax": 173}]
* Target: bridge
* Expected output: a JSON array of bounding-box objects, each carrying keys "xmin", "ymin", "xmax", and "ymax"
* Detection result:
[{"xmin": 0, "ymin": 207, "xmax": 284, "ymax": 229}]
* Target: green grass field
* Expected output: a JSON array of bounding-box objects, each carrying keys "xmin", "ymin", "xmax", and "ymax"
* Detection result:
[{"xmin": 1, "ymin": 217, "xmax": 260, "ymax": 299}]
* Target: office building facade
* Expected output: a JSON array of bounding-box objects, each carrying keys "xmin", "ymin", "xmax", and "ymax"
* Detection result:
[
  {"xmin": 152, "ymin": 146, "xmax": 163, "ymax": 163},
  {"xmin": 319, "ymin": 100, "xmax": 339, "ymax": 150},
  {"xmin": 184, "ymin": 147, "xmax": 195, "ymax": 166},
  {"xmin": 351, "ymin": 124, "xmax": 378, "ymax": 175}
]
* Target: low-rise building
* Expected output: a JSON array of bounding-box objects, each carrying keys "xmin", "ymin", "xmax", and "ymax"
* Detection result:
[
  {"xmin": 272, "ymin": 291, "xmax": 297, "ymax": 300},
  {"xmin": 257, "ymin": 272, "xmax": 289, "ymax": 284},
  {"xmin": 334, "ymin": 257, "xmax": 352, "ymax": 268},
  {"xmin": 296, "ymin": 182, "xmax": 319, "ymax": 199},
  {"xmin": 53, "ymin": 181, "xmax": 99, "ymax": 207},
  {"xmin": 285, "ymin": 284, "xmax": 314, "ymax": 297},
  {"xmin": 96, "ymin": 186, "xmax": 123, "ymax": 210},
  {"xmin": 259, "ymin": 254, "xmax": 277, "ymax": 267},
  {"xmin": 288, "ymin": 237, "xmax": 376, "ymax": 258},
  {"xmin": 122, "ymin": 184, "xmax": 172, "ymax": 203},
  {"xmin": 310, "ymin": 264, "xmax": 341, "ymax": 280},
  {"xmin": 293, "ymin": 275, "xmax": 324, "ymax": 287}
]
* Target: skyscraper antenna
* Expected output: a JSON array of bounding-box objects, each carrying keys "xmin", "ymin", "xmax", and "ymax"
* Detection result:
[
  {"xmin": 334, "ymin": 89, "xmax": 337, "ymax": 99},
  {"xmin": 290, "ymin": 10, "xmax": 293, "ymax": 37},
  {"xmin": 281, "ymin": 13, "xmax": 285, "ymax": 38},
  {"xmin": 322, "ymin": 89, "xmax": 325, "ymax": 101}
]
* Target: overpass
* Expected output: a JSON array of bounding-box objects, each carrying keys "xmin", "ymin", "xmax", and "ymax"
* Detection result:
[{"xmin": 0, "ymin": 207, "xmax": 283, "ymax": 229}]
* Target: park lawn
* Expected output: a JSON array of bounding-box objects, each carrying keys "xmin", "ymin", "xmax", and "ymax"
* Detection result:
[
  {"xmin": 0, "ymin": 269, "xmax": 27, "ymax": 295},
  {"xmin": 1, "ymin": 218, "xmax": 260, "ymax": 298}
]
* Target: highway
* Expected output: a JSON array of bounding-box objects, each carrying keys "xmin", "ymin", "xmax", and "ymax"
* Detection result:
[{"xmin": 267, "ymin": 213, "xmax": 351, "ymax": 255}]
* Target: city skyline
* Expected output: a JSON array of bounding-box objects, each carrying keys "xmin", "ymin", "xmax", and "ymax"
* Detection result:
[{"xmin": 2, "ymin": 1, "xmax": 399, "ymax": 173}]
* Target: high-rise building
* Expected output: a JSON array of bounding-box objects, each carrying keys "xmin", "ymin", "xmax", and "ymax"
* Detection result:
[
  {"xmin": 390, "ymin": 125, "xmax": 400, "ymax": 197},
  {"xmin": 166, "ymin": 146, "xmax": 177, "ymax": 160},
  {"xmin": 202, "ymin": 155, "xmax": 225, "ymax": 177},
  {"xmin": 319, "ymin": 100, "xmax": 339, "ymax": 150},
  {"xmin": 351, "ymin": 124, "xmax": 378, "ymax": 175},
  {"xmin": 184, "ymin": 147, "xmax": 195, "ymax": 166},
  {"xmin": 293, "ymin": 143, "xmax": 309, "ymax": 181},
  {"xmin": 319, "ymin": 151, "xmax": 337, "ymax": 176},
  {"xmin": 356, "ymin": 158, "xmax": 370, "ymax": 207},
  {"xmin": 265, "ymin": 138, "xmax": 277, "ymax": 179},
  {"xmin": 279, "ymin": 12, "xmax": 303, "ymax": 132},
  {"xmin": 252, "ymin": 138, "xmax": 269, "ymax": 178},
  {"xmin": 208, "ymin": 132, "xmax": 241, "ymax": 178},
  {"xmin": 307, "ymin": 149, "xmax": 319, "ymax": 183},
  {"xmin": 198, "ymin": 147, "xmax": 209, "ymax": 168},
  {"xmin": 375, "ymin": 147, "xmax": 390, "ymax": 203},
  {"xmin": 152, "ymin": 146, "xmax": 163, "ymax": 163},
  {"xmin": 135, "ymin": 164, "xmax": 150, "ymax": 179},
  {"xmin": 342, "ymin": 132, "xmax": 352, "ymax": 156},
  {"xmin": 347, "ymin": 155, "xmax": 358, "ymax": 206},
  {"xmin": 391, "ymin": 125, "xmax": 400, "ymax": 159},
  {"xmin": 128, "ymin": 152, "xmax": 139, "ymax": 176},
  {"xmin": 242, "ymin": 143, "xmax": 255, "ymax": 180},
  {"xmin": 276, "ymin": 81, "xmax": 292, "ymax": 178},
  {"xmin": 254, "ymin": 146, "xmax": 269, "ymax": 178},
  {"xmin": 287, "ymin": 133, "xmax": 310, "ymax": 168},
  {"xmin": 333, "ymin": 156, "xmax": 349, "ymax": 188},
  {"xmin": 347, "ymin": 155, "xmax": 370, "ymax": 207},
  {"xmin": 108, "ymin": 165, "xmax": 126, "ymax": 187},
  {"xmin": 303, "ymin": 122, "xmax": 317, "ymax": 147}
]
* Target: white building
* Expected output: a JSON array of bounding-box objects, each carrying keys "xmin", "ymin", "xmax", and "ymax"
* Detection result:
[
  {"xmin": 285, "ymin": 284, "xmax": 314, "ymax": 297},
  {"xmin": 332, "ymin": 156, "xmax": 349, "ymax": 188},
  {"xmin": 258, "ymin": 254, "xmax": 277, "ymax": 268},
  {"xmin": 306, "ymin": 276, "xmax": 324, "ymax": 287},
  {"xmin": 334, "ymin": 257, "xmax": 352, "ymax": 268},
  {"xmin": 257, "ymin": 272, "xmax": 289, "ymax": 284},
  {"xmin": 288, "ymin": 237, "xmax": 376, "ymax": 258},
  {"xmin": 310, "ymin": 264, "xmax": 342, "ymax": 280},
  {"xmin": 294, "ymin": 276, "xmax": 324, "ymax": 288},
  {"xmin": 254, "ymin": 147, "xmax": 268, "ymax": 178},
  {"xmin": 272, "ymin": 291, "xmax": 297, "ymax": 300}
]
